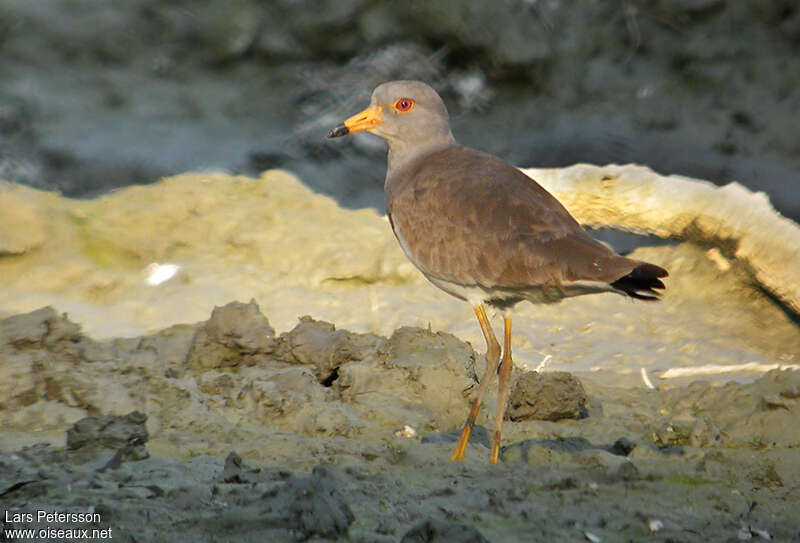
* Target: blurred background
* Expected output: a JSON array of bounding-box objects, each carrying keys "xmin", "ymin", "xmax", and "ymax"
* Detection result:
[{"xmin": 1, "ymin": 0, "xmax": 798, "ymax": 218}]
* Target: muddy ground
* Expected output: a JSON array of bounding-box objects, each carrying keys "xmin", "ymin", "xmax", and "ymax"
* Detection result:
[
  {"xmin": 2, "ymin": 171, "xmax": 800, "ymax": 541},
  {"xmin": 1, "ymin": 302, "xmax": 798, "ymax": 542}
]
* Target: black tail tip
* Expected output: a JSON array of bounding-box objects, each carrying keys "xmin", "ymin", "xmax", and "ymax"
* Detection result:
[{"xmin": 611, "ymin": 262, "xmax": 668, "ymax": 301}]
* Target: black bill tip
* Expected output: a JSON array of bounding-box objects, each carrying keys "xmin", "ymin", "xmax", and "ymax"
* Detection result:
[{"xmin": 327, "ymin": 125, "xmax": 349, "ymax": 138}]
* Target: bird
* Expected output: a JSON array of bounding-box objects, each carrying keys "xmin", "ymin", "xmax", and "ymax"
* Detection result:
[{"xmin": 327, "ymin": 80, "xmax": 667, "ymax": 464}]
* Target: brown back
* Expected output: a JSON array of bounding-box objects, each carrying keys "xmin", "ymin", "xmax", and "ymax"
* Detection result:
[{"xmin": 386, "ymin": 146, "xmax": 641, "ymax": 289}]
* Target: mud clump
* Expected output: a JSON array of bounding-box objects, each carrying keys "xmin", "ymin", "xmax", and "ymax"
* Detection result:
[
  {"xmin": 185, "ymin": 300, "xmax": 276, "ymax": 369},
  {"xmin": 507, "ymin": 371, "xmax": 588, "ymax": 421},
  {"xmin": 273, "ymin": 315, "xmax": 381, "ymax": 386},
  {"xmin": 0, "ymin": 306, "xmax": 82, "ymax": 350},
  {"xmin": 0, "ymin": 307, "xmax": 100, "ymax": 414},
  {"xmin": 66, "ymin": 411, "xmax": 149, "ymax": 450}
]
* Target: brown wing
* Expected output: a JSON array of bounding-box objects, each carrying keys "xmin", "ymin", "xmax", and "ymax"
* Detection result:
[{"xmin": 386, "ymin": 146, "xmax": 640, "ymax": 289}]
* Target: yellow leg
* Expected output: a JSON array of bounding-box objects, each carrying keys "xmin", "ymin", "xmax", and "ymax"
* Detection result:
[
  {"xmin": 450, "ymin": 305, "xmax": 501, "ymax": 462},
  {"xmin": 490, "ymin": 314, "xmax": 513, "ymax": 464}
]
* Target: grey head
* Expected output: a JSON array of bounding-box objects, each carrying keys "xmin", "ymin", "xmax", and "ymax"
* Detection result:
[{"xmin": 328, "ymin": 80, "xmax": 456, "ymax": 169}]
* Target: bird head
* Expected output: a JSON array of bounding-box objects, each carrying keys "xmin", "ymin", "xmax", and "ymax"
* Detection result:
[{"xmin": 327, "ymin": 80, "xmax": 455, "ymax": 152}]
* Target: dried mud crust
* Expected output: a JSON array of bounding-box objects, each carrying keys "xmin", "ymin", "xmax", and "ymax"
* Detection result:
[{"xmin": 0, "ymin": 301, "xmax": 799, "ymax": 541}]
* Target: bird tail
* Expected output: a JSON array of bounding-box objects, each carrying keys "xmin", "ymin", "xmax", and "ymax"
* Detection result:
[{"xmin": 610, "ymin": 262, "xmax": 668, "ymax": 301}]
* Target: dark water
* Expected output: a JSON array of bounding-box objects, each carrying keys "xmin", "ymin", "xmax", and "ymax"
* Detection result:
[{"xmin": 1, "ymin": 1, "xmax": 798, "ymax": 227}]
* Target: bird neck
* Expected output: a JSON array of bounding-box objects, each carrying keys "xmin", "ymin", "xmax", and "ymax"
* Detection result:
[{"xmin": 386, "ymin": 134, "xmax": 456, "ymax": 172}]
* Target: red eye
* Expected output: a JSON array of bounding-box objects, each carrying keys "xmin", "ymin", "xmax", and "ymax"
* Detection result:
[{"xmin": 394, "ymin": 98, "xmax": 415, "ymax": 113}]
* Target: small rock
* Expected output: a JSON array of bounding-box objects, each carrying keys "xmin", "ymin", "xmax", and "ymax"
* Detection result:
[
  {"xmin": 66, "ymin": 411, "xmax": 148, "ymax": 450},
  {"xmin": 605, "ymin": 437, "xmax": 636, "ymax": 456},
  {"xmin": 221, "ymin": 451, "xmax": 260, "ymax": 484},
  {"xmin": 221, "ymin": 451, "xmax": 245, "ymax": 483},
  {"xmin": 507, "ymin": 371, "xmax": 588, "ymax": 421}
]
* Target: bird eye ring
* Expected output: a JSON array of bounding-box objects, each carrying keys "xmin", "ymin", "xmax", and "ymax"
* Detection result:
[{"xmin": 393, "ymin": 98, "xmax": 415, "ymax": 113}]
